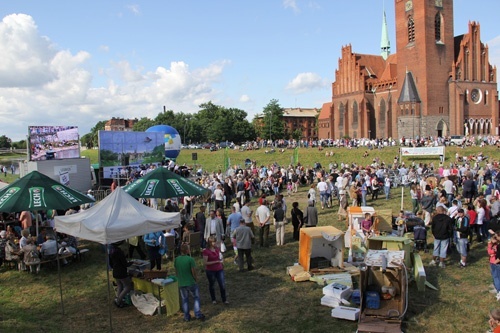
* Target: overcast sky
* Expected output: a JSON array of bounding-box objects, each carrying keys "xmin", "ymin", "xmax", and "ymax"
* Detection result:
[{"xmin": 0, "ymin": 0, "xmax": 499, "ymax": 141}]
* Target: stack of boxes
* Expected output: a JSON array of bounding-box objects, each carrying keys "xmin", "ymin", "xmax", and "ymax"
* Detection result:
[{"xmin": 321, "ymin": 282, "xmax": 360, "ymax": 321}]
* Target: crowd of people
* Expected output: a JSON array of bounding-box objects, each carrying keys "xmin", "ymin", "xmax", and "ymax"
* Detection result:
[
  {"xmin": 4, "ymin": 138, "xmax": 500, "ymax": 327},
  {"xmin": 0, "ymin": 210, "xmax": 79, "ymax": 274}
]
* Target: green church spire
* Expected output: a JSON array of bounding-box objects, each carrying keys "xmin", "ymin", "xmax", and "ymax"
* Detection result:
[{"xmin": 380, "ymin": 10, "xmax": 390, "ymax": 60}]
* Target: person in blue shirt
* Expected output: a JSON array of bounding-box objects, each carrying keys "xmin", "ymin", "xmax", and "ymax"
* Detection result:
[{"xmin": 143, "ymin": 231, "xmax": 165, "ymax": 270}]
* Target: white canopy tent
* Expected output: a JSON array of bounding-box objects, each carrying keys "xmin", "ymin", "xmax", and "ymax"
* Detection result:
[
  {"xmin": 55, "ymin": 187, "xmax": 180, "ymax": 244},
  {"xmin": 55, "ymin": 187, "xmax": 181, "ymax": 332}
]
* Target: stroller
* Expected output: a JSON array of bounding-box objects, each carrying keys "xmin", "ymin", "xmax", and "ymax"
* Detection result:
[{"xmin": 413, "ymin": 224, "xmax": 427, "ymax": 252}]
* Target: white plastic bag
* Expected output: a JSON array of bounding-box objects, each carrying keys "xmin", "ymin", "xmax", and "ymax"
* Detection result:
[{"xmin": 220, "ymin": 242, "xmax": 227, "ymax": 253}]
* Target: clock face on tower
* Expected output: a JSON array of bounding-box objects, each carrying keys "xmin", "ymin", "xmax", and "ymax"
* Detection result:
[
  {"xmin": 405, "ymin": 0, "xmax": 413, "ymax": 11},
  {"xmin": 435, "ymin": 0, "xmax": 443, "ymax": 7},
  {"xmin": 471, "ymin": 88, "xmax": 482, "ymax": 104}
]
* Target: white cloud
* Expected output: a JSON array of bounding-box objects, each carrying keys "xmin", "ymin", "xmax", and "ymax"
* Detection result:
[
  {"xmin": 239, "ymin": 94, "xmax": 250, "ymax": 103},
  {"xmin": 283, "ymin": 0, "xmax": 300, "ymax": 13},
  {"xmin": 0, "ymin": 14, "xmax": 228, "ymax": 141},
  {"xmin": 285, "ymin": 72, "xmax": 327, "ymax": 94},
  {"xmin": 126, "ymin": 5, "xmax": 141, "ymax": 15}
]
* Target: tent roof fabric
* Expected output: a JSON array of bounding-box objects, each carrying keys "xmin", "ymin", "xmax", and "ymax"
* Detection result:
[{"xmin": 55, "ymin": 187, "xmax": 180, "ymax": 245}]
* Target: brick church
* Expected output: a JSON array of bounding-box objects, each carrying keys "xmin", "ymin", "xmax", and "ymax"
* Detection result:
[{"xmin": 318, "ymin": 0, "xmax": 499, "ymax": 140}]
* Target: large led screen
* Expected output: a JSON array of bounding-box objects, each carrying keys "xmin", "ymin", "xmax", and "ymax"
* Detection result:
[
  {"xmin": 98, "ymin": 131, "xmax": 165, "ymax": 179},
  {"xmin": 29, "ymin": 126, "xmax": 80, "ymax": 161}
]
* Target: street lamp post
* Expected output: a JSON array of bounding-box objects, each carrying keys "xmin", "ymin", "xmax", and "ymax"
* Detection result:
[{"xmin": 184, "ymin": 119, "xmax": 189, "ymax": 144}]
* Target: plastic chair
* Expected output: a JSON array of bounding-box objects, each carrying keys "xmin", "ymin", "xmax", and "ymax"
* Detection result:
[
  {"xmin": 165, "ymin": 236, "xmax": 176, "ymax": 261},
  {"xmin": 188, "ymin": 231, "xmax": 201, "ymax": 256}
]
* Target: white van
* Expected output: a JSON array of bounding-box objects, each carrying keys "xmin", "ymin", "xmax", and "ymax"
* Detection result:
[{"xmin": 449, "ymin": 135, "xmax": 465, "ymax": 145}]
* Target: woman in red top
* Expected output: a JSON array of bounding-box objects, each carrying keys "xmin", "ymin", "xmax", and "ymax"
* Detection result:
[
  {"xmin": 202, "ymin": 236, "xmax": 228, "ymax": 304},
  {"xmin": 467, "ymin": 203, "xmax": 477, "ymax": 245},
  {"xmin": 488, "ymin": 235, "xmax": 500, "ymax": 300}
]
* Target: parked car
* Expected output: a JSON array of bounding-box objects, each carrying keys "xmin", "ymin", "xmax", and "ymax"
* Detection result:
[{"xmin": 449, "ymin": 135, "xmax": 465, "ymax": 146}]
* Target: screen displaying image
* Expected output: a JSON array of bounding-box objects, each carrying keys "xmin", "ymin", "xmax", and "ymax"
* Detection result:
[
  {"xmin": 98, "ymin": 131, "xmax": 165, "ymax": 179},
  {"xmin": 29, "ymin": 126, "xmax": 80, "ymax": 161}
]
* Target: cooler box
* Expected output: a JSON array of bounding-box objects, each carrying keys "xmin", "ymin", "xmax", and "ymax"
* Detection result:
[
  {"xmin": 323, "ymin": 282, "xmax": 352, "ymax": 300},
  {"xmin": 351, "ymin": 289, "xmax": 361, "ymax": 305},
  {"xmin": 299, "ymin": 226, "xmax": 344, "ymax": 271},
  {"xmin": 365, "ymin": 291, "xmax": 381, "ymax": 310}
]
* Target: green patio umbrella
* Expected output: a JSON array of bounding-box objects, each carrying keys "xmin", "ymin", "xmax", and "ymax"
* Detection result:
[
  {"xmin": 0, "ymin": 170, "xmax": 95, "ymax": 316},
  {"xmin": 0, "ymin": 170, "xmax": 94, "ymax": 213},
  {"xmin": 122, "ymin": 167, "xmax": 208, "ymax": 199}
]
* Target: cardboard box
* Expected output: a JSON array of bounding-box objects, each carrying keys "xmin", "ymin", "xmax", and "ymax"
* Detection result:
[
  {"xmin": 366, "ymin": 236, "xmax": 413, "ymax": 268},
  {"xmin": 299, "ymin": 226, "xmax": 344, "ymax": 271},
  {"xmin": 331, "ymin": 306, "xmax": 360, "ymax": 321}
]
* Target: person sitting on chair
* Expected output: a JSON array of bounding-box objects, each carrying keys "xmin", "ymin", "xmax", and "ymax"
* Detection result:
[{"xmin": 40, "ymin": 234, "xmax": 58, "ymax": 260}]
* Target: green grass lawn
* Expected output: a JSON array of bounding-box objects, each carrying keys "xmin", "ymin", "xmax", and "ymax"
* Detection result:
[{"xmin": 1, "ymin": 146, "xmax": 499, "ymax": 332}]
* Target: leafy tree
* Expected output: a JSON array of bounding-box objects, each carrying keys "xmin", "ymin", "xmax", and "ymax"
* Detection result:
[
  {"xmin": 11, "ymin": 140, "xmax": 26, "ymax": 149},
  {"xmin": 0, "ymin": 135, "xmax": 12, "ymax": 148},
  {"xmin": 292, "ymin": 129, "xmax": 303, "ymax": 141},
  {"xmin": 155, "ymin": 109, "xmax": 176, "ymax": 126},
  {"xmin": 257, "ymin": 99, "xmax": 285, "ymax": 140},
  {"xmin": 87, "ymin": 120, "xmax": 107, "ymax": 148},
  {"xmin": 133, "ymin": 117, "xmax": 155, "ymax": 132}
]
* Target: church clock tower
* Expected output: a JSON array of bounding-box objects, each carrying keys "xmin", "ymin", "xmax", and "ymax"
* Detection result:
[{"xmin": 395, "ymin": 0, "xmax": 454, "ymax": 137}]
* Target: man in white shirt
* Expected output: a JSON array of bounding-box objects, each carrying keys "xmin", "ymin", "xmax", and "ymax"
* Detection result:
[
  {"xmin": 213, "ymin": 184, "xmax": 224, "ymax": 211},
  {"xmin": 442, "ymin": 176, "xmax": 455, "ymax": 203},
  {"xmin": 240, "ymin": 199, "xmax": 254, "ymax": 235},
  {"xmin": 317, "ymin": 178, "xmax": 329, "ymax": 209},
  {"xmin": 255, "ymin": 200, "xmax": 271, "ymax": 247}
]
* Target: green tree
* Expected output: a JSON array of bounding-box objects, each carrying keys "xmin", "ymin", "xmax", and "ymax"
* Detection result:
[
  {"xmin": 11, "ymin": 140, "xmax": 26, "ymax": 149},
  {"xmin": 292, "ymin": 129, "xmax": 303, "ymax": 141},
  {"xmin": 258, "ymin": 99, "xmax": 285, "ymax": 140},
  {"xmin": 196, "ymin": 102, "xmax": 255, "ymax": 143},
  {"xmin": 0, "ymin": 135, "xmax": 12, "ymax": 148},
  {"xmin": 89, "ymin": 120, "xmax": 107, "ymax": 148},
  {"xmin": 133, "ymin": 117, "xmax": 155, "ymax": 132},
  {"xmin": 155, "ymin": 109, "xmax": 176, "ymax": 126}
]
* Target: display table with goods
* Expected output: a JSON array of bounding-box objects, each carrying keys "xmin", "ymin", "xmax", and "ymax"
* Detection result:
[{"xmin": 132, "ymin": 274, "xmax": 179, "ymax": 316}]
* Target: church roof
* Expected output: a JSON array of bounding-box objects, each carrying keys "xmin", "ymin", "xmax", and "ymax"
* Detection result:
[
  {"xmin": 379, "ymin": 54, "xmax": 397, "ymax": 82},
  {"xmin": 355, "ymin": 54, "xmax": 386, "ymax": 80},
  {"xmin": 319, "ymin": 102, "xmax": 332, "ymax": 120},
  {"xmin": 397, "ymin": 71, "xmax": 421, "ymax": 104}
]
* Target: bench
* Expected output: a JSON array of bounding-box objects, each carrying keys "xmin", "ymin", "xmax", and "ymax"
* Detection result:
[
  {"xmin": 26, "ymin": 252, "xmax": 75, "ymax": 273},
  {"xmin": 78, "ymin": 248, "xmax": 90, "ymax": 261}
]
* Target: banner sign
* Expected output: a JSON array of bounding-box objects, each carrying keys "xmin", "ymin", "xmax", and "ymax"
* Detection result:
[{"xmin": 400, "ymin": 146, "xmax": 444, "ymax": 156}]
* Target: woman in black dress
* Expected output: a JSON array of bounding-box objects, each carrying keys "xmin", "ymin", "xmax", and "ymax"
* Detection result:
[{"xmin": 291, "ymin": 202, "xmax": 304, "ymax": 241}]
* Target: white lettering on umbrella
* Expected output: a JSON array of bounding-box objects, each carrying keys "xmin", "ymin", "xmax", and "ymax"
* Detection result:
[
  {"xmin": 167, "ymin": 179, "xmax": 186, "ymax": 195},
  {"xmin": 52, "ymin": 185, "xmax": 79, "ymax": 203},
  {"xmin": 0, "ymin": 187, "xmax": 20, "ymax": 209},
  {"xmin": 141, "ymin": 180, "xmax": 158, "ymax": 196},
  {"xmin": 29, "ymin": 187, "xmax": 45, "ymax": 209}
]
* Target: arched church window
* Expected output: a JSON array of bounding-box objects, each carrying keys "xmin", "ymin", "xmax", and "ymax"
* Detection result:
[
  {"xmin": 379, "ymin": 99, "xmax": 386, "ymax": 124},
  {"xmin": 408, "ymin": 16, "xmax": 415, "ymax": 43},
  {"xmin": 339, "ymin": 103, "xmax": 344, "ymax": 128},
  {"xmin": 435, "ymin": 12, "xmax": 443, "ymax": 43},
  {"xmin": 352, "ymin": 101, "xmax": 358, "ymax": 125}
]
